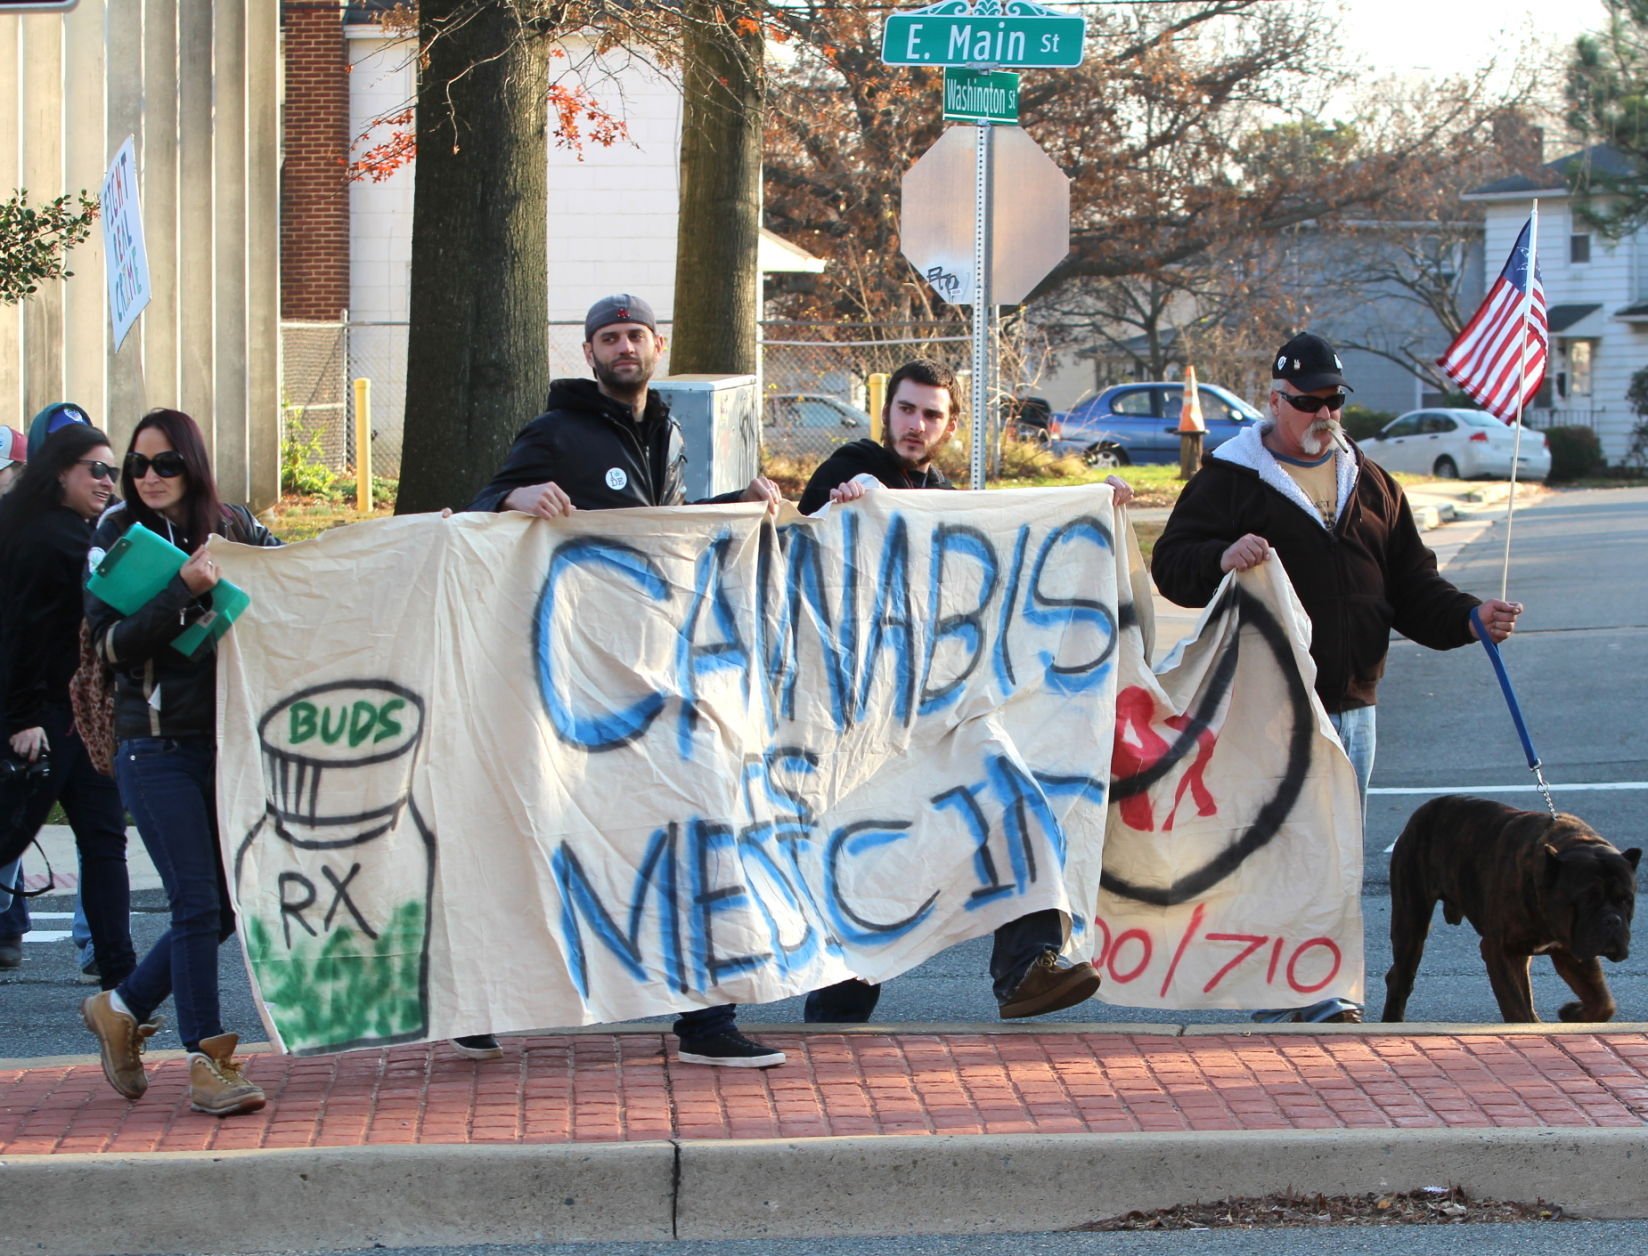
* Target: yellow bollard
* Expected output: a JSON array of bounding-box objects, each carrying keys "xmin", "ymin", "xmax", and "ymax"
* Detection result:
[
  {"xmin": 867, "ymin": 372, "xmax": 888, "ymax": 442},
  {"xmin": 352, "ymin": 377, "xmax": 373, "ymax": 513}
]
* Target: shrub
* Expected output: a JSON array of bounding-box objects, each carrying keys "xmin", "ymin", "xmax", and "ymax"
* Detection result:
[
  {"xmin": 1340, "ymin": 405, "xmax": 1393, "ymax": 442},
  {"xmin": 281, "ymin": 409, "xmax": 341, "ymax": 499},
  {"xmin": 1542, "ymin": 425, "xmax": 1604, "ymax": 482}
]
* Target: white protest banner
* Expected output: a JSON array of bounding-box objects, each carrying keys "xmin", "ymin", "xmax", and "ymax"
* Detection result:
[
  {"xmin": 100, "ymin": 136, "xmax": 151, "ymax": 351},
  {"xmin": 216, "ymin": 488, "xmax": 1129, "ymax": 1053},
  {"xmin": 1097, "ymin": 559, "xmax": 1365, "ymax": 1009}
]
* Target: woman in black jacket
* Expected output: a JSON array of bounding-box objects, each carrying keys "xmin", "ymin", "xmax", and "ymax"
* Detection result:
[
  {"xmin": 0, "ymin": 424, "xmax": 135, "ymax": 985},
  {"xmin": 80, "ymin": 409, "xmax": 279, "ymax": 1118}
]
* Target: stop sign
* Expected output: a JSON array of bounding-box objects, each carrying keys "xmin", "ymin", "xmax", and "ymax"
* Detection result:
[{"xmin": 900, "ymin": 125, "xmax": 1070, "ymax": 306}]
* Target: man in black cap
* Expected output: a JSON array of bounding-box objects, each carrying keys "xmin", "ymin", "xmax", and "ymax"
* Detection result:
[
  {"xmin": 470, "ymin": 293, "xmax": 779, "ymax": 518},
  {"xmin": 1151, "ymin": 331, "xmax": 1524, "ymax": 1023},
  {"xmin": 467, "ymin": 293, "xmax": 785, "ymax": 1068}
]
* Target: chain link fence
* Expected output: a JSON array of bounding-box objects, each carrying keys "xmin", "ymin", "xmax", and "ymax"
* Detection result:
[
  {"xmin": 280, "ymin": 321, "xmax": 350, "ymax": 477},
  {"xmin": 279, "ymin": 318, "xmax": 1040, "ymax": 483}
]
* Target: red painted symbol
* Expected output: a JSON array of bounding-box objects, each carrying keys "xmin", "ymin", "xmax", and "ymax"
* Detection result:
[{"xmin": 1112, "ymin": 686, "xmax": 1219, "ymax": 832}]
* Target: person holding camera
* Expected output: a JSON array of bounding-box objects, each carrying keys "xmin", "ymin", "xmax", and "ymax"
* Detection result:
[{"xmin": 0, "ymin": 424, "xmax": 136, "ymax": 984}]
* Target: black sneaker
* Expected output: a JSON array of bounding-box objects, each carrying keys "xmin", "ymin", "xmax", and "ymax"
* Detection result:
[
  {"xmin": 676, "ymin": 1030, "xmax": 785, "ymax": 1069},
  {"xmin": 451, "ymin": 1033, "xmax": 503, "ymax": 1060}
]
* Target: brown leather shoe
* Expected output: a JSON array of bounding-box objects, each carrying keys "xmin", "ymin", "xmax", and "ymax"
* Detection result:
[
  {"xmin": 188, "ymin": 1033, "xmax": 266, "ymax": 1117},
  {"xmin": 998, "ymin": 951, "xmax": 1102, "ymax": 1019},
  {"xmin": 82, "ymin": 991, "xmax": 157, "ymax": 1099}
]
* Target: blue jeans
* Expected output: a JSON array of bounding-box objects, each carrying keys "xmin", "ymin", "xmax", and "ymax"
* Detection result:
[
  {"xmin": 673, "ymin": 1004, "xmax": 738, "ymax": 1043},
  {"xmin": 1330, "ymin": 705, "xmax": 1376, "ymax": 818},
  {"xmin": 803, "ymin": 909, "xmax": 1064, "ymax": 1022},
  {"xmin": 73, "ymin": 883, "xmax": 94, "ymax": 970},
  {"xmin": 0, "ymin": 702, "xmax": 133, "ymax": 987},
  {"xmin": 114, "ymin": 737, "xmax": 236, "ymax": 1052},
  {"xmin": 0, "ymin": 857, "xmax": 27, "ymax": 938}
]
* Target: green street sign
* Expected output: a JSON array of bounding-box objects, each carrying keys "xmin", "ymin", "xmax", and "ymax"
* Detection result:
[
  {"xmin": 943, "ymin": 68, "xmax": 1020, "ymax": 124},
  {"xmin": 882, "ymin": 2, "xmax": 1086, "ymax": 70}
]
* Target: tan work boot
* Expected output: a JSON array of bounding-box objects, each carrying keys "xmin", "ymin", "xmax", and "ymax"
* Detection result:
[
  {"xmin": 82, "ymin": 990, "xmax": 158, "ymax": 1099},
  {"xmin": 188, "ymin": 1033, "xmax": 266, "ymax": 1117},
  {"xmin": 998, "ymin": 950, "xmax": 1102, "ymax": 1019}
]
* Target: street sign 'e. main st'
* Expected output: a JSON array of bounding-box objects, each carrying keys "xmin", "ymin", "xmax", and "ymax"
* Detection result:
[
  {"xmin": 887, "ymin": 1, "xmax": 1084, "ymax": 487},
  {"xmin": 882, "ymin": 1, "xmax": 1085, "ymax": 69}
]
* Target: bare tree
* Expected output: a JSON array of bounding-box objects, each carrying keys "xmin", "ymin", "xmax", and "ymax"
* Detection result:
[
  {"xmin": 399, "ymin": 1, "xmax": 559, "ymax": 514},
  {"xmin": 670, "ymin": 2, "xmax": 764, "ymax": 375}
]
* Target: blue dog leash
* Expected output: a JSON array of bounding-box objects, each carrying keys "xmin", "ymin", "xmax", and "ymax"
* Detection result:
[{"xmin": 1469, "ymin": 605, "xmax": 1557, "ymax": 818}]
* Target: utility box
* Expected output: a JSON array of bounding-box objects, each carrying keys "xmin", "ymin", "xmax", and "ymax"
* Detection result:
[{"xmin": 653, "ymin": 374, "xmax": 760, "ymax": 501}]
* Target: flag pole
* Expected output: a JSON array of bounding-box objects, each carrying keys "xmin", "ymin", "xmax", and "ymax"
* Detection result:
[{"xmin": 1500, "ymin": 200, "xmax": 1538, "ymax": 601}]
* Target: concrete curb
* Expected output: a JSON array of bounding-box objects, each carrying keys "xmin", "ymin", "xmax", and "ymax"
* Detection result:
[
  {"xmin": 5, "ymin": 1125, "xmax": 1646, "ymax": 1254},
  {"xmin": 0, "ymin": 1142, "xmax": 678, "ymax": 1255},
  {"xmin": 675, "ymin": 1128, "xmax": 1648, "ymax": 1238}
]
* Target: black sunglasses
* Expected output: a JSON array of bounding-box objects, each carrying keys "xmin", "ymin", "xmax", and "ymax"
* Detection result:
[
  {"xmin": 125, "ymin": 450, "xmax": 188, "ymax": 479},
  {"xmin": 75, "ymin": 459, "xmax": 117, "ymax": 481},
  {"xmin": 1276, "ymin": 391, "xmax": 1348, "ymax": 415}
]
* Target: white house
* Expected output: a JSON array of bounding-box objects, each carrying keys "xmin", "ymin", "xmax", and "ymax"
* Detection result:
[
  {"xmin": 1465, "ymin": 145, "xmax": 1648, "ymax": 463},
  {"xmin": 339, "ymin": 16, "xmax": 822, "ymax": 463}
]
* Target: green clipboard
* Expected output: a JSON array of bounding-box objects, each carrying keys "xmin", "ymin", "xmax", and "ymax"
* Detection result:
[
  {"xmin": 87, "ymin": 522, "xmax": 183, "ymax": 613},
  {"xmin": 86, "ymin": 522, "xmax": 252, "ymax": 657},
  {"xmin": 171, "ymin": 580, "xmax": 250, "ymax": 657}
]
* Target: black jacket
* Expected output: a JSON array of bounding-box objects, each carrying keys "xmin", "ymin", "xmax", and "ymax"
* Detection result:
[
  {"xmin": 1151, "ymin": 424, "xmax": 1478, "ymax": 713},
  {"xmin": 798, "ymin": 438, "xmax": 954, "ymax": 515},
  {"xmin": 84, "ymin": 502, "xmax": 280, "ymax": 741},
  {"xmin": 0, "ymin": 505, "xmax": 99, "ymax": 734},
  {"xmin": 468, "ymin": 378, "xmax": 689, "ymax": 512}
]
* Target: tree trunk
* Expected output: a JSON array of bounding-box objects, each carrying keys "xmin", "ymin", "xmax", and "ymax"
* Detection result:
[
  {"xmin": 669, "ymin": 2, "xmax": 763, "ymax": 376},
  {"xmin": 398, "ymin": 1, "xmax": 550, "ymax": 514}
]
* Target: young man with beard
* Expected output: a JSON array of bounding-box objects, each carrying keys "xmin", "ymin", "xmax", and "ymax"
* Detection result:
[
  {"xmin": 796, "ymin": 358, "xmax": 1117, "ymax": 1024},
  {"xmin": 467, "ymin": 293, "xmax": 785, "ymax": 1068},
  {"xmin": 1151, "ymin": 331, "xmax": 1524, "ymax": 1023},
  {"xmin": 796, "ymin": 359, "xmax": 959, "ymax": 515}
]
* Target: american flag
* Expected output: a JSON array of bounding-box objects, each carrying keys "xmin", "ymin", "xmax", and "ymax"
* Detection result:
[{"xmin": 1437, "ymin": 216, "xmax": 1549, "ymax": 422}]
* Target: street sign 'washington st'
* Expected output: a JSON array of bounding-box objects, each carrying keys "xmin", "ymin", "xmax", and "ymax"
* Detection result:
[
  {"xmin": 942, "ymin": 68, "xmax": 1019, "ymax": 124},
  {"xmin": 882, "ymin": 1, "xmax": 1087, "ymax": 70}
]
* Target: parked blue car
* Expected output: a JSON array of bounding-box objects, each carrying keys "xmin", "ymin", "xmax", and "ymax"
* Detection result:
[{"xmin": 1049, "ymin": 382, "xmax": 1264, "ymax": 467}]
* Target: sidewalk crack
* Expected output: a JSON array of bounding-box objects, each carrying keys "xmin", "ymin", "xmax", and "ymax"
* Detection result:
[{"xmin": 669, "ymin": 1137, "xmax": 682, "ymax": 1239}]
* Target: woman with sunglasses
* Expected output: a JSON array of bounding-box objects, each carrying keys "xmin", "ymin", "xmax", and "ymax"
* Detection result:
[
  {"xmin": 80, "ymin": 409, "xmax": 279, "ymax": 1117},
  {"xmin": 0, "ymin": 425, "xmax": 136, "ymax": 985}
]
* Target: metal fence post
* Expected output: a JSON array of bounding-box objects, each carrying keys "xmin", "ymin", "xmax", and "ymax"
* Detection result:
[
  {"xmin": 868, "ymin": 372, "xmax": 888, "ymax": 441},
  {"xmin": 353, "ymin": 376, "xmax": 373, "ymax": 512}
]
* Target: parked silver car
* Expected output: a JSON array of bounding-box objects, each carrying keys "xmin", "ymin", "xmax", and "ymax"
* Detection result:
[
  {"xmin": 764, "ymin": 392, "xmax": 871, "ymax": 457},
  {"xmin": 1362, "ymin": 408, "xmax": 1551, "ymax": 482}
]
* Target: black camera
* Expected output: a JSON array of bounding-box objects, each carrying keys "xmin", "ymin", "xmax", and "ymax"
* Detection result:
[{"xmin": 0, "ymin": 753, "xmax": 50, "ymax": 785}]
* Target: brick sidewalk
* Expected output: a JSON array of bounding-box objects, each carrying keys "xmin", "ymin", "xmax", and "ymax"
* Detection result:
[{"xmin": 3, "ymin": 1029, "xmax": 1646, "ymax": 1157}]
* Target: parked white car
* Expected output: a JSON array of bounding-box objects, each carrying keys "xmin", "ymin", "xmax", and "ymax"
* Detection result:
[{"xmin": 1362, "ymin": 408, "xmax": 1552, "ymax": 482}]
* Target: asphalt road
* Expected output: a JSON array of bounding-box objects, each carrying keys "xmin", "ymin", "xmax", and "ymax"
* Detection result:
[
  {"xmin": 3, "ymin": 487, "xmax": 1646, "ymax": 1055},
  {"xmin": 198, "ymin": 1222, "xmax": 1648, "ymax": 1256}
]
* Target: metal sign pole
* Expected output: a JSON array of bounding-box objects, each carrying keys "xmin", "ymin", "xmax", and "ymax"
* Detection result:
[{"xmin": 971, "ymin": 119, "xmax": 993, "ymax": 490}]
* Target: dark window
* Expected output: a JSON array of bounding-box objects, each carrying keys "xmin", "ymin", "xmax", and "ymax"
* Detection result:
[
  {"xmin": 1198, "ymin": 389, "xmax": 1245, "ymax": 422},
  {"xmin": 1571, "ymin": 233, "xmax": 1592, "ymax": 264},
  {"xmin": 1109, "ymin": 389, "xmax": 1155, "ymax": 416},
  {"xmin": 1383, "ymin": 415, "xmax": 1422, "ymax": 438},
  {"xmin": 796, "ymin": 399, "xmax": 859, "ymax": 429}
]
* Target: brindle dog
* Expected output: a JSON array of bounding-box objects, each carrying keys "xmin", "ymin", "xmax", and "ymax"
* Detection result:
[{"xmin": 1382, "ymin": 795, "xmax": 1640, "ymax": 1023}]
